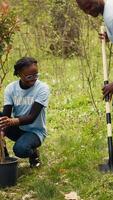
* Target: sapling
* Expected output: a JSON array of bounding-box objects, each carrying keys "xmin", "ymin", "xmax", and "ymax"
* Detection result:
[{"xmin": 0, "ymin": 1, "xmax": 19, "ymax": 163}]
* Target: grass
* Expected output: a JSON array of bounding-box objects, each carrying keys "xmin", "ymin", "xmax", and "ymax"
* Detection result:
[{"xmin": 0, "ymin": 55, "xmax": 113, "ymax": 200}]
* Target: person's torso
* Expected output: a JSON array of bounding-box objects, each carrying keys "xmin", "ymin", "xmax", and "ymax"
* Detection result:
[
  {"xmin": 7, "ymin": 80, "xmax": 49, "ymax": 143},
  {"xmin": 103, "ymin": 0, "xmax": 113, "ymax": 43}
]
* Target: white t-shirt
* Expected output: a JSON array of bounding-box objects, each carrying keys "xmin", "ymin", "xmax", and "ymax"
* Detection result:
[
  {"xmin": 103, "ymin": 0, "xmax": 113, "ymax": 43},
  {"xmin": 4, "ymin": 80, "xmax": 50, "ymax": 143}
]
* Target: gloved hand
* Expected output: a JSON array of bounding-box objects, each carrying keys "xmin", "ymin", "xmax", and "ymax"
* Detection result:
[{"xmin": 0, "ymin": 116, "xmax": 19, "ymax": 129}]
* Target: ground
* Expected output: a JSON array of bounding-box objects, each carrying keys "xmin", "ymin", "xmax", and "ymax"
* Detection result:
[{"xmin": 0, "ymin": 58, "xmax": 113, "ymax": 200}]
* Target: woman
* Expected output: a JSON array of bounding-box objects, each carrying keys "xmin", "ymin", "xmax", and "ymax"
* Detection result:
[{"xmin": 0, "ymin": 57, "xmax": 50, "ymax": 167}]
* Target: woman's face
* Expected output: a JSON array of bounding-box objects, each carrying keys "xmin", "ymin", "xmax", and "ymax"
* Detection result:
[{"xmin": 19, "ymin": 63, "xmax": 38, "ymax": 87}]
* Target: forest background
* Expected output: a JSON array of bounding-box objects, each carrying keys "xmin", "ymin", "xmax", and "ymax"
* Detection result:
[{"xmin": 0, "ymin": 0, "xmax": 113, "ymax": 199}]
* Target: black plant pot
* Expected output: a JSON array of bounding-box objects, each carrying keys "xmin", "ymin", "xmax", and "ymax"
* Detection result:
[{"xmin": 0, "ymin": 157, "xmax": 18, "ymax": 188}]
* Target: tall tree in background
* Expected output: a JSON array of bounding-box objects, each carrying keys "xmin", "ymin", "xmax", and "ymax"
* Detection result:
[
  {"xmin": 50, "ymin": 0, "xmax": 81, "ymax": 57},
  {"xmin": 10, "ymin": 0, "xmax": 83, "ymax": 58}
]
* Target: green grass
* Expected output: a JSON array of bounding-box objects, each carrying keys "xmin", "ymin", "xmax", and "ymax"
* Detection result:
[{"xmin": 0, "ymin": 56, "xmax": 113, "ymax": 200}]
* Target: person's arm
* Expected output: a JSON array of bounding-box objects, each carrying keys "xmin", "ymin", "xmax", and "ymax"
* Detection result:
[
  {"xmin": 0, "ymin": 102, "xmax": 43, "ymax": 129},
  {"xmin": 18, "ymin": 84, "xmax": 50, "ymax": 125},
  {"xmin": 19, "ymin": 84, "xmax": 50, "ymax": 126},
  {"xmin": 2, "ymin": 105, "xmax": 12, "ymax": 117},
  {"xmin": 18, "ymin": 102, "xmax": 44, "ymax": 125},
  {"xmin": 0, "ymin": 83, "xmax": 50, "ymax": 129}
]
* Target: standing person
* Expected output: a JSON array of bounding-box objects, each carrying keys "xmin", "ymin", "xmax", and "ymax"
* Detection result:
[
  {"xmin": 0, "ymin": 57, "xmax": 50, "ymax": 168},
  {"xmin": 76, "ymin": 0, "xmax": 113, "ymax": 98}
]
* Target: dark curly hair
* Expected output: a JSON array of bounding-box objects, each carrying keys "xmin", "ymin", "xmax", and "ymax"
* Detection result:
[{"xmin": 14, "ymin": 57, "xmax": 37, "ymax": 76}]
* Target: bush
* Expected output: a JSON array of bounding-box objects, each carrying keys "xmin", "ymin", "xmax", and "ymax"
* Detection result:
[
  {"xmin": 0, "ymin": 1, "xmax": 19, "ymax": 84},
  {"xmin": 50, "ymin": 0, "xmax": 82, "ymax": 57}
]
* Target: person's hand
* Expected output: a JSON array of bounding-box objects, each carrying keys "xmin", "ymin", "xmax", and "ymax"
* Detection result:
[
  {"xmin": 102, "ymin": 82, "xmax": 113, "ymax": 101},
  {"xmin": 0, "ymin": 116, "xmax": 19, "ymax": 129},
  {"xmin": 99, "ymin": 32, "xmax": 109, "ymax": 42},
  {"xmin": 0, "ymin": 116, "xmax": 12, "ymax": 129}
]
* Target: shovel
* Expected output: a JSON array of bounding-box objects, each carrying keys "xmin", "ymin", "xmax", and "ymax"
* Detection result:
[{"xmin": 99, "ymin": 25, "xmax": 113, "ymax": 172}]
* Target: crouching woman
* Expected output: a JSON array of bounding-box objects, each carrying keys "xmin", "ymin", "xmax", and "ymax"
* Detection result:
[{"xmin": 0, "ymin": 57, "xmax": 50, "ymax": 168}]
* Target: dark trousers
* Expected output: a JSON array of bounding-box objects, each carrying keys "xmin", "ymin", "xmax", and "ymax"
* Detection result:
[{"xmin": 0, "ymin": 112, "xmax": 41, "ymax": 158}]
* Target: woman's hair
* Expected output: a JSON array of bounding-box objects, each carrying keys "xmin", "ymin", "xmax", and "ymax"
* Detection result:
[{"xmin": 14, "ymin": 57, "xmax": 37, "ymax": 76}]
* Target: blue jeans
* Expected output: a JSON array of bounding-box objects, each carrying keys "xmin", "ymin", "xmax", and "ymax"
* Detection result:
[{"xmin": 0, "ymin": 112, "xmax": 41, "ymax": 158}]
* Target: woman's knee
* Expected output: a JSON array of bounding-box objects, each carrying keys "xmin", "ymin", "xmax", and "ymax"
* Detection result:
[{"xmin": 13, "ymin": 142, "xmax": 31, "ymax": 158}]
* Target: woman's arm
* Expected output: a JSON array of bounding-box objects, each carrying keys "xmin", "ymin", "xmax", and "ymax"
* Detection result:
[
  {"xmin": 18, "ymin": 102, "xmax": 44, "ymax": 125},
  {"xmin": 0, "ymin": 102, "xmax": 44, "ymax": 129},
  {"xmin": 2, "ymin": 105, "xmax": 12, "ymax": 117}
]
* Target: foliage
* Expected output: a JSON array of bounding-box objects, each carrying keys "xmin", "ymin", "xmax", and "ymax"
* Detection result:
[
  {"xmin": 10, "ymin": 0, "xmax": 83, "ymax": 58},
  {"xmin": 0, "ymin": 1, "xmax": 19, "ymax": 84},
  {"xmin": 50, "ymin": 0, "xmax": 81, "ymax": 57},
  {"xmin": 9, "ymin": 0, "xmax": 104, "ymax": 60},
  {"xmin": 0, "ymin": 57, "xmax": 112, "ymax": 200},
  {"xmin": 1, "ymin": 1, "xmax": 113, "ymax": 199}
]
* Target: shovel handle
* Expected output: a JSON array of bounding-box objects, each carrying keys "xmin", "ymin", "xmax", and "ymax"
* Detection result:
[
  {"xmin": 101, "ymin": 25, "xmax": 113, "ymax": 169},
  {"xmin": 101, "ymin": 26, "xmax": 108, "ymax": 82}
]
